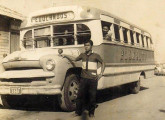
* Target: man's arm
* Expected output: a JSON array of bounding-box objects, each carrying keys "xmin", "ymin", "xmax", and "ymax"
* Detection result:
[
  {"xmin": 61, "ymin": 53, "xmax": 82, "ymax": 62},
  {"xmin": 100, "ymin": 61, "xmax": 105, "ymax": 76},
  {"xmin": 97, "ymin": 61, "xmax": 105, "ymax": 80},
  {"xmin": 96, "ymin": 54, "xmax": 105, "ymax": 80},
  {"xmin": 105, "ymin": 30, "xmax": 113, "ymax": 40}
]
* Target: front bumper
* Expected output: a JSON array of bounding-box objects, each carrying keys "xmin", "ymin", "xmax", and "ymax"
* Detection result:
[{"xmin": 0, "ymin": 85, "xmax": 61, "ymax": 95}]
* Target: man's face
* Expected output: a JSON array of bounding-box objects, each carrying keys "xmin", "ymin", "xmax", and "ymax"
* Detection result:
[
  {"xmin": 84, "ymin": 42, "xmax": 92, "ymax": 52},
  {"xmin": 103, "ymin": 26, "xmax": 109, "ymax": 34}
]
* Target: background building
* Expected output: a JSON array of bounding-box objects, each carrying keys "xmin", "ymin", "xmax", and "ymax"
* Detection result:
[{"xmin": 0, "ymin": 5, "xmax": 24, "ymax": 61}]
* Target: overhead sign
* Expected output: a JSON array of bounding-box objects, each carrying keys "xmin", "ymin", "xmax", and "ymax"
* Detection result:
[{"xmin": 31, "ymin": 11, "xmax": 74, "ymax": 24}]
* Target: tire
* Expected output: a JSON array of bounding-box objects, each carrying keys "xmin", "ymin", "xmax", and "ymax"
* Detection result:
[
  {"xmin": 122, "ymin": 84, "xmax": 131, "ymax": 94},
  {"xmin": 1, "ymin": 95, "xmax": 23, "ymax": 108},
  {"xmin": 130, "ymin": 78, "xmax": 141, "ymax": 94},
  {"xmin": 58, "ymin": 74, "xmax": 79, "ymax": 111}
]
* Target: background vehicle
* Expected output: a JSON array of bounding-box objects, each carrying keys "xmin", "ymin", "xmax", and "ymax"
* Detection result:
[
  {"xmin": 0, "ymin": 5, "xmax": 155, "ymax": 111},
  {"xmin": 155, "ymin": 63, "xmax": 165, "ymax": 75}
]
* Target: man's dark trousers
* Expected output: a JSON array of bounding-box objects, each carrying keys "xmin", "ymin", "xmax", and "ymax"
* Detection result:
[{"xmin": 75, "ymin": 77, "xmax": 98, "ymax": 115}]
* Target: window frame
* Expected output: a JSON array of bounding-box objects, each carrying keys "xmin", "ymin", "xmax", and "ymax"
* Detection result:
[
  {"xmin": 23, "ymin": 30, "xmax": 33, "ymax": 49},
  {"xmin": 122, "ymin": 27, "xmax": 128, "ymax": 43},
  {"xmin": 130, "ymin": 30, "xmax": 134, "ymax": 45},
  {"xmin": 76, "ymin": 23, "xmax": 91, "ymax": 45},
  {"xmin": 101, "ymin": 21, "xmax": 113, "ymax": 41}
]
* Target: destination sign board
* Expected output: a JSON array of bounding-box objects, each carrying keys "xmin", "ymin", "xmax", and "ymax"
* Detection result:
[{"xmin": 31, "ymin": 11, "xmax": 74, "ymax": 24}]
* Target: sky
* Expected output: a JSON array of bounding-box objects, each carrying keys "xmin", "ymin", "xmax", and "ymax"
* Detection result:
[{"xmin": 0, "ymin": 0, "xmax": 165, "ymax": 63}]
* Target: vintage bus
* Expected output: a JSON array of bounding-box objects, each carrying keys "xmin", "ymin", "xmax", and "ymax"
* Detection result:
[{"xmin": 0, "ymin": 5, "xmax": 155, "ymax": 111}]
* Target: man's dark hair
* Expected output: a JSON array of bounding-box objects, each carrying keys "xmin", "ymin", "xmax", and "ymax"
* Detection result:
[{"xmin": 84, "ymin": 40, "xmax": 93, "ymax": 46}]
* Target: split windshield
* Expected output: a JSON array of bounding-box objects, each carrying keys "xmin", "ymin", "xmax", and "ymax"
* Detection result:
[{"xmin": 23, "ymin": 23, "xmax": 91, "ymax": 49}]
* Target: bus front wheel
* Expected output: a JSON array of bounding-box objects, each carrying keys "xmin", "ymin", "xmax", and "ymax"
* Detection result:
[
  {"xmin": 1, "ymin": 95, "xmax": 21, "ymax": 108},
  {"xmin": 58, "ymin": 74, "xmax": 79, "ymax": 111}
]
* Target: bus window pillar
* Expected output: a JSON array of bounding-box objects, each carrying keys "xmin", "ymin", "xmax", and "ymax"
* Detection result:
[
  {"xmin": 139, "ymin": 34, "xmax": 142, "ymax": 47},
  {"xmin": 20, "ymin": 31, "xmax": 24, "ymax": 50},
  {"xmin": 74, "ymin": 24, "xmax": 78, "ymax": 45},
  {"xmin": 32, "ymin": 29, "xmax": 35, "ymax": 49},
  {"xmin": 74, "ymin": 36, "xmax": 78, "ymax": 45},
  {"xmin": 133, "ymin": 31, "xmax": 137, "ymax": 45},
  {"xmin": 50, "ymin": 25, "xmax": 53, "ymax": 47},
  {"xmin": 127, "ymin": 30, "xmax": 131, "ymax": 45},
  {"xmin": 110, "ymin": 24, "xmax": 115, "ymax": 41},
  {"xmin": 119, "ymin": 26, "xmax": 124, "ymax": 43}
]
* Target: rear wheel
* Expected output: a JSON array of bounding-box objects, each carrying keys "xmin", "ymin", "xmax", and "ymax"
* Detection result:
[
  {"xmin": 130, "ymin": 76, "xmax": 142, "ymax": 94},
  {"xmin": 58, "ymin": 74, "xmax": 79, "ymax": 111}
]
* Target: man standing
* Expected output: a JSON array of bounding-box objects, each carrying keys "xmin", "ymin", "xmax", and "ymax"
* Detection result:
[{"xmin": 71, "ymin": 40, "xmax": 105, "ymax": 117}]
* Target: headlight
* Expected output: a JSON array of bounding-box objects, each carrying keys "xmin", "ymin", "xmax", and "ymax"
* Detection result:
[{"xmin": 46, "ymin": 59, "xmax": 55, "ymax": 71}]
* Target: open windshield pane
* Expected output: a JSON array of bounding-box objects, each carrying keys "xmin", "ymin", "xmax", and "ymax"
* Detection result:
[
  {"xmin": 34, "ymin": 27, "xmax": 51, "ymax": 48},
  {"xmin": 34, "ymin": 27, "xmax": 50, "ymax": 37}
]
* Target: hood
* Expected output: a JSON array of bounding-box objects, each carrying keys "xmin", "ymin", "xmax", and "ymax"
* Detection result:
[{"xmin": 3, "ymin": 48, "xmax": 80, "ymax": 63}]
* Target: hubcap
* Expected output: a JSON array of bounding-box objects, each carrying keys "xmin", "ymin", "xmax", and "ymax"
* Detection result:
[{"xmin": 68, "ymin": 79, "xmax": 79, "ymax": 104}]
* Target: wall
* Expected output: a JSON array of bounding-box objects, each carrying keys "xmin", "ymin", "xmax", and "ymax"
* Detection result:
[{"xmin": 0, "ymin": 15, "xmax": 21, "ymax": 62}]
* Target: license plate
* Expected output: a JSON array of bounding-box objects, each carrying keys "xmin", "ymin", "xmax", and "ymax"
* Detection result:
[{"xmin": 10, "ymin": 87, "xmax": 21, "ymax": 94}]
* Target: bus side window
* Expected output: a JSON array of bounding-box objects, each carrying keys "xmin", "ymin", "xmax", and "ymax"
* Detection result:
[
  {"xmin": 114, "ymin": 24, "xmax": 120, "ymax": 42},
  {"xmin": 136, "ymin": 32, "xmax": 140, "ymax": 46},
  {"xmin": 122, "ymin": 27, "xmax": 128, "ymax": 43},
  {"xmin": 146, "ymin": 37, "xmax": 149, "ymax": 48},
  {"xmin": 76, "ymin": 24, "xmax": 91, "ymax": 44},
  {"xmin": 101, "ymin": 21, "xmax": 113, "ymax": 41},
  {"xmin": 130, "ymin": 30, "xmax": 134, "ymax": 45},
  {"xmin": 23, "ymin": 30, "xmax": 33, "ymax": 49},
  {"xmin": 141, "ymin": 34, "xmax": 144, "ymax": 47}
]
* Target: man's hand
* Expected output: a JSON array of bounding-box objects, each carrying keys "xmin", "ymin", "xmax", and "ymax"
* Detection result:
[
  {"xmin": 96, "ymin": 73, "xmax": 103, "ymax": 80},
  {"xmin": 59, "ymin": 54, "xmax": 66, "ymax": 58},
  {"xmin": 60, "ymin": 54, "xmax": 65, "ymax": 58},
  {"xmin": 59, "ymin": 54, "xmax": 77, "ymax": 62}
]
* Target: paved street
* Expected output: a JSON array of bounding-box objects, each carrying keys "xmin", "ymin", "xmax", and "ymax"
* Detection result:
[{"xmin": 0, "ymin": 76, "xmax": 165, "ymax": 120}]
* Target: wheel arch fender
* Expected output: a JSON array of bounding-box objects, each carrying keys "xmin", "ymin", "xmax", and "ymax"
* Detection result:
[
  {"xmin": 61, "ymin": 67, "xmax": 82, "ymax": 89},
  {"xmin": 140, "ymin": 71, "xmax": 146, "ymax": 79}
]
